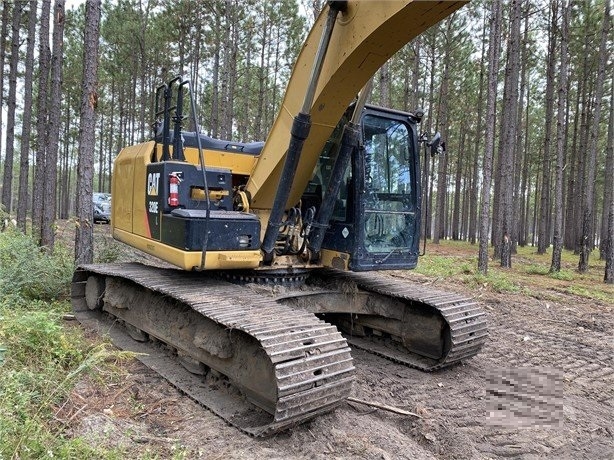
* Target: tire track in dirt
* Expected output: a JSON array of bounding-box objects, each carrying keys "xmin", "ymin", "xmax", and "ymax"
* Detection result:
[{"xmin": 345, "ymin": 288, "xmax": 613, "ymax": 459}]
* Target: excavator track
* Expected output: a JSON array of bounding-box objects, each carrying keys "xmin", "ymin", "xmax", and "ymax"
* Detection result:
[
  {"xmin": 332, "ymin": 270, "xmax": 488, "ymax": 370},
  {"xmin": 276, "ymin": 269, "xmax": 488, "ymax": 371},
  {"xmin": 71, "ymin": 263, "xmax": 355, "ymax": 437}
]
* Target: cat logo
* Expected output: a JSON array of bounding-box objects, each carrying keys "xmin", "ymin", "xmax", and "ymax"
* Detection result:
[{"xmin": 147, "ymin": 172, "xmax": 160, "ymax": 196}]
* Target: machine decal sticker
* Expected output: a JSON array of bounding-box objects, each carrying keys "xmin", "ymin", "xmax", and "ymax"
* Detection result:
[{"xmin": 147, "ymin": 172, "xmax": 160, "ymax": 196}]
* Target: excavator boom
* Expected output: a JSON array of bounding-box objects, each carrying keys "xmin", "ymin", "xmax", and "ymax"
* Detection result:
[{"xmin": 247, "ymin": 0, "xmax": 467, "ymax": 210}]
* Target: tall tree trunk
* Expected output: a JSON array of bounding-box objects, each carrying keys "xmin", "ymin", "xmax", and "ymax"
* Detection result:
[
  {"xmin": 219, "ymin": 3, "xmax": 231, "ymax": 139},
  {"xmin": 108, "ymin": 80, "xmax": 115, "ymax": 193},
  {"xmin": 0, "ymin": 2, "xmax": 10, "ymax": 212},
  {"xmin": 210, "ymin": 6, "xmax": 221, "ymax": 138},
  {"xmin": 565, "ymin": 72, "xmax": 583, "ymax": 251},
  {"xmin": 606, "ymin": 196, "xmax": 614, "ymax": 283},
  {"xmin": 16, "ymin": 1, "xmax": 37, "ymax": 231},
  {"xmin": 32, "ymin": 0, "xmax": 51, "ymax": 244},
  {"xmin": 600, "ymin": 87, "xmax": 613, "ymax": 259},
  {"xmin": 379, "ymin": 62, "xmax": 390, "ymax": 107},
  {"xmin": 518, "ymin": 81, "xmax": 531, "ymax": 246},
  {"xmin": 452, "ymin": 126, "xmax": 464, "ymax": 240},
  {"xmin": 433, "ymin": 18, "xmax": 453, "ymax": 244},
  {"xmin": 224, "ymin": 0, "xmax": 239, "ymax": 139},
  {"xmin": 410, "ymin": 38, "xmax": 421, "ymax": 111},
  {"xmin": 97, "ymin": 115, "xmax": 104, "ymax": 191},
  {"xmin": 497, "ymin": 0, "xmax": 522, "ymax": 268},
  {"xmin": 75, "ymin": 0, "xmax": 101, "ymax": 266},
  {"xmin": 537, "ymin": 2, "xmax": 558, "ymax": 254},
  {"xmin": 511, "ymin": 4, "xmax": 529, "ymax": 254},
  {"xmin": 469, "ymin": 9, "xmax": 487, "ymax": 245},
  {"xmin": 579, "ymin": 1, "xmax": 610, "ymax": 272},
  {"xmin": 41, "ymin": 0, "xmax": 65, "ymax": 249},
  {"xmin": 238, "ymin": 25, "xmax": 252, "ymax": 140},
  {"xmin": 574, "ymin": 88, "xmax": 589, "ymax": 254},
  {"xmin": 60, "ymin": 100, "xmax": 70, "ymax": 219},
  {"xmin": 254, "ymin": 5, "xmax": 268, "ymax": 140},
  {"xmin": 1, "ymin": 2, "xmax": 22, "ymax": 215},
  {"xmin": 606, "ymin": 88, "xmax": 614, "ymax": 283},
  {"xmin": 478, "ymin": 0, "xmax": 502, "ymax": 275},
  {"xmin": 551, "ymin": 0, "xmax": 569, "ymax": 273},
  {"xmin": 422, "ymin": 35, "xmax": 437, "ymax": 240}
]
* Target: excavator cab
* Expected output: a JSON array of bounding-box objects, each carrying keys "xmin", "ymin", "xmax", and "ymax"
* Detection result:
[{"xmin": 314, "ymin": 105, "xmax": 421, "ymax": 271}]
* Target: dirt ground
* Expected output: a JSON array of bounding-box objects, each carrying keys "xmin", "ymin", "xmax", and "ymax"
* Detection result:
[{"xmin": 57, "ymin": 223, "xmax": 613, "ymax": 459}]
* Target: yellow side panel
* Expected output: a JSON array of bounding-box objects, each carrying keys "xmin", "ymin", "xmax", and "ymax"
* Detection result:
[
  {"xmin": 155, "ymin": 144, "xmax": 258, "ymax": 176},
  {"xmin": 112, "ymin": 141, "xmax": 154, "ymax": 233},
  {"xmin": 113, "ymin": 228, "xmax": 261, "ymax": 270},
  {"xmin": 246, "ymin": 0, "xmax": 467, "ymax": 210},
  {"xmin": 134, "ymin": 141, "xmax": 155, "ymax": 238}
]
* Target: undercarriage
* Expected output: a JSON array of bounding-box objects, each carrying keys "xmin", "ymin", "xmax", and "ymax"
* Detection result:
[{"xmin": 72, "ymin": 262, "xmax": 487, "ymax": 436}]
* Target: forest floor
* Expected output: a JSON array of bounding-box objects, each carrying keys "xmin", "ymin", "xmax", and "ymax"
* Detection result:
[{"xmin": 57, "ymin": 222, "xmax": 613, "ymax": 459}]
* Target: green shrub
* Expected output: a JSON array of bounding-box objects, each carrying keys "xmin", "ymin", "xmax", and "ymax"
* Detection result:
[
  {"xmin": 415, "ymin": 255, "xmax": 475, "ymax": 277},
  {"xmin": 0, "ymin": 229, "xmax": 73, "ymax": 301},
  {"xmin": 525, "ymin": 264, "xmax": 549, "ymax": 275},
  {"xmin": 0, "ymin": 229, "xmax": 139, "ymax": 458},
  {"xmin": 0, "ymin": 300, "xmax": 132, "ymax": 459},
  {"xmin": 471, "ymin": 271, "xmax": 520, "ymax": 293},
  {"xmin": 95, "ymin": 237, "xmax": 124, "ymax": 263},
  {"xmin": 549, "ymin": 269, "xmax": 574, "ymax": 281},
  {"xmin": 0, "ymin": 308, "xmax": 84, "ymax": 369}
]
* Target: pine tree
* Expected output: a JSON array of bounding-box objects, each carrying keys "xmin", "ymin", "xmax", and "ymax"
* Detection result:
[
  {"xmin": 16, "ymin": 1, "xmax": 38, "ymax": 231},
  {"xmin": 75, "ymin": 0, "xmax": 102, "ymax": 265},
  {"xmin": 579, "ymin": 1, "xmax": 611, "ymax": 273},
  {"xmin": 551, "ymin": 0, "xmax": 570, "ymax": 273},
  {"xmin": 478, "ymin": 0, "xmax": 502, "ymax": 275}
]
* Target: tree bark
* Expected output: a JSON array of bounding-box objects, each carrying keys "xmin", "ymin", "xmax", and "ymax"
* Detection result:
[
  {"xmin": 0, "ymin": 2, "xmax": 10, "ymax": 214},
  {"xmin": 1, "ymin": 2, "xmax": 22, "ymax": 215},
  {"xmin": 75, "ymin": 0, "xmax": 101, "ymax": 266},
  {"xmin": 379, "ymin": 62, "xmax": 390, "ymax": 108},
  {"xmin": 599, "ymin": 87, "xmax": 613, "ymax": 260},
  {"xmin": 605, "ymin": 88, "xmax": 614, "ymax": 283},
  {"xmin": 497, "ymin": 0, "xmax": 522, "ymax": 268},
  {"xmin": 210, "ymin": 5, "xmax": 221, "ymax": 138},
  {"xmin": 452, "ymin": 126, "xmax": 464, "ymax": 240},
  {"xmin": 564, "ymin": 83, "xmax": 581, "ymax": 251},
  {"xmin": 551, "ymin": 0, "xmax": 569, "ymax": 273},
  {"xmin": 469, "ymin": 9, "xmax": 487, "ymax": 245},
  {"xmin": 16, "ymin": 1, "xmax": 38, "ymax": 231},
  {"xmin": 433, "ymin": 17, "xmax": 453, "ymax": 244},
  {"xmin": 579, "ymin": 1, "xmax": 610, "ymax": 272},
  {"xmin": 537, "ymin": 2, "xmax": 558, "ymax": 255},
  {"xmin": 478, "ymin": 0, "xmax": 502, "ymax": 275},
  {"xmin": 41, "ymin": 0, "xmax": 65, "ymax": 249},
  {"xmin": 606, "ymin": 194, "xmax": 614, "ymax": 283},
  {"xmin": 31, "ymin": 0, "xmax": 51, "ymax": 244}
]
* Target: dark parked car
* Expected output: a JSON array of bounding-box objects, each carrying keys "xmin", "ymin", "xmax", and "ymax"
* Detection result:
[
  {"xmin": 93, "ymin": 203, "xmax": 110, "ymax": 224},
  {"xmin": 93, "ymin": 193, "xmax": 111, "ymax": 224}
]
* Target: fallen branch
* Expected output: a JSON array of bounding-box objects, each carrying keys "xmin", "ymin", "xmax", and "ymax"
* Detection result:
[
  {"xmin": 347, "ymin": 397, "xmax": 423, "ymax": 418},
  {"xmin": 67, "ymin": 403, "xmax": 89, "ymax": 423}
]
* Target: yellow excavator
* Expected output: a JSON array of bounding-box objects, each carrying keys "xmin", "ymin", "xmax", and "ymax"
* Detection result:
[{"xmin": 72, "ymin": 0, "xmax": 487, "ymax": 436}]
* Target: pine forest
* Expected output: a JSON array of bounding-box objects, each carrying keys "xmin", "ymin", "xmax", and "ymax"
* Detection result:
[{"xmin": 0, "ymin": 0, "xmax": 612, "ymax": 278}]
